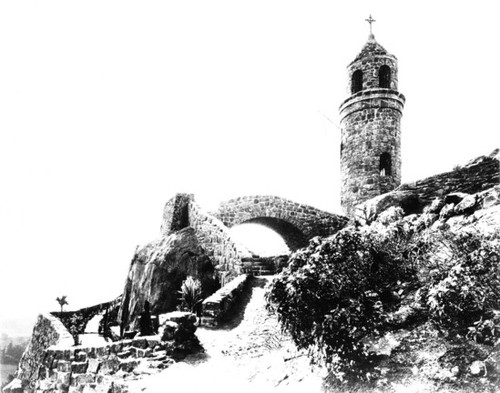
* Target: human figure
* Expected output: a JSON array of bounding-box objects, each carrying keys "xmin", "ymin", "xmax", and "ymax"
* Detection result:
[{"xmin": 139, "ymin": 301, "xmax": 154, "ymax": 336}]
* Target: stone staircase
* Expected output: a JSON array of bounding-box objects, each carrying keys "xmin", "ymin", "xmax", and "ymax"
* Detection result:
[{"xmin": 241, "ymin": 257, "xmax": 276, "ymax": 276}]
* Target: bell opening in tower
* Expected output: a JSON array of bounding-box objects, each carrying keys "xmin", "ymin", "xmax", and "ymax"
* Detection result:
[
  {"xmin": 379, "ymin": 152, "xmax": 392, "ymax": 176},
  {"xmin": 379, "ymin": 65, "xmax": 391, "ymax": 88},
  {"xmin": 351, "ymin": 70, "xmax": 363, "ymax": 94}
]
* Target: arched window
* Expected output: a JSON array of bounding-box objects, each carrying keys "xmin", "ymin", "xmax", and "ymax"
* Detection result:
[
  {"xmin": 379, "ymin": 65, "xmax": 391, "ymax": 88},
  {"xmin": 351, "ymin": 70, "xmax": 363, "ymax": 94},
  {"xmin": 379, "ymin": 152, "xmax": 392, "ymax": 176}
]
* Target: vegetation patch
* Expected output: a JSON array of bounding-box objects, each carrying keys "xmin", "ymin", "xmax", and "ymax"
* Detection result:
[{"xmin": 266, "ymin": 219, "xmax": 500, "ymax": 388}]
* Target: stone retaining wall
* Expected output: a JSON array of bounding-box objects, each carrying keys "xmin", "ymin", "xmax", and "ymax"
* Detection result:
[
  {"xmin": 200, "ymin": 274, "xmax": 250, "ymax": 327},
  {"xmin": 4, "ymin": 313, "xmax": 199, "ymax": 393},
  {"xmin": 6, "ymin": 314, "xmax": 74, "ymax": 393}
]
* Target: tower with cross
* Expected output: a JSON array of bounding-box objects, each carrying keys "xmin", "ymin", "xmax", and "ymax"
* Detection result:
[{"xmin": 339, "ymin": 17, "xmax": 406, "ymax": 217}]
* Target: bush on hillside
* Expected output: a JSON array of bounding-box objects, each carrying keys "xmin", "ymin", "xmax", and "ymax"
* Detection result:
[
  {"xmin": 265, "ymin": 225, "xmax": 421, "ymax": 381},
  {"xmin": 266, "ymin": 219, "xmax": 500, "ymax": 381},
  {"xmin": 420, "ymin": 230, "xmax": 500, "ymax": 344}
]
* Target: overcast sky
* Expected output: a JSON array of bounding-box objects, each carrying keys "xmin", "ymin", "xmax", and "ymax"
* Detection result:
[{"xmin": 1, "ymin": 1, "xmax": 498, "ymax": 336}]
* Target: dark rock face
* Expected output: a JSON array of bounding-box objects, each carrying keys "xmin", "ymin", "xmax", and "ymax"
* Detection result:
[{"xmin": 119, "ymin": 227, "xmax": 219, "ymax": 332}]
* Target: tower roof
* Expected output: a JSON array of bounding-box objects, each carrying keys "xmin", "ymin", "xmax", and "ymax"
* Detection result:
[{"xmin": 351, "ymin": 35, "xmax": 391, "ymax": 63}]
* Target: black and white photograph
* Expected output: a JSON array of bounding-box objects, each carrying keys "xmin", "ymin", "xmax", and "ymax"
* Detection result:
[{"xmin": 1, "ymin": 1, "xmax": 499, "ymax": 392}]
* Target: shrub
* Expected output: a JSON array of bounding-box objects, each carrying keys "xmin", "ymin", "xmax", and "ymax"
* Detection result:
[
  {"xmin": 420, "ymin": 230, "xmax": 500, "ymax": 343},
  {"xmin": 68, "ymin": 314, "xmax": 85, "ymax": 346},
  {"xmin": 178, "ymin": 276, "xmax": 202, "ymax": 314},
  {"xmin": 266, "ymin": 226, "xmax": 419, "ymax": 381}
]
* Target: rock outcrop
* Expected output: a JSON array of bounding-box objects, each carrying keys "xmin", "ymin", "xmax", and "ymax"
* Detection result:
[
  {"xmin": 356, "ymin": 149, "xmax": 499, "ymax": 224},
  {"xmin": 118, "ymin": 227, "xmax": 219, "ymax": 332}
]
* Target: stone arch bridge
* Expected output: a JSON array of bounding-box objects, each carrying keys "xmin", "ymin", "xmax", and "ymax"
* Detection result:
[
  {"xmin": 212, "ymin": 195, "xmax": 347, "ymax": 250},
  {"xmin": 161, "ymin": 193, "xmax": 348, "ymax": 281}
]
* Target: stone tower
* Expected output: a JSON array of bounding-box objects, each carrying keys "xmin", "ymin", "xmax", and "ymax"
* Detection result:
[{"xmin": 339, "ymin": 23, "xmax": 405, "ymax": 217}]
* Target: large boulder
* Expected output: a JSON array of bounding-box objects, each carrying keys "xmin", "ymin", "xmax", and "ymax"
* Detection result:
[
  {"xmin": 118, "ymin": 227, "xmax": 219, "ymax": 332},
  {"xmin": 355, "ymin": 190, "xmax": 421, "ymax": 224}
]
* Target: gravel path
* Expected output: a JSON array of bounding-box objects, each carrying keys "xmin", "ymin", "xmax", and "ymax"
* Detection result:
[{"xmin": 127, "ymin": 276, "xmax": 324, "ymax": 393}]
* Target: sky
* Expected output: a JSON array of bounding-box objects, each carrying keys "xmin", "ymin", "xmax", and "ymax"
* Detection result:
[{"xmin": 0, "ymin": 1, "xmax": 498, "ymax": 336}]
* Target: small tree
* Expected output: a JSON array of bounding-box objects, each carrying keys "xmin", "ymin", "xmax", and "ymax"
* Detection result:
[
  {"xmin": 68, "ymin": 314, "xmax": 85, "ymax": 346},
  {"xmin": 56, "ymin": 296, "xmax": 68, "ymax": 312}
]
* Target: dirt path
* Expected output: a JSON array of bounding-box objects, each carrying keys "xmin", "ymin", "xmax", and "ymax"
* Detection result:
[{"xmin": 126, "ymin": 277, "xmax": 324, "ymax": 393}]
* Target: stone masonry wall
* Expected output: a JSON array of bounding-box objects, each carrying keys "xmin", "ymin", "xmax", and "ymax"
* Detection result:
[
  {"xmin": 200, "ymin": 274, "xmax": 250, "ymax": 327},
  {"xmin": 6, "ymin": 314, "xmax": 74, "ymax": 393},
  {"xmin": 355, "ymin": 151, "xmax": 500, "ymax": 222},
  {"xmin": 188, "ymin": 200, "xmax": 251, "ymax": 286},
  {"xmin": 396, "ymin": 154, "xmax": 499, "ymax": 207},
  {"xmin": 6, "ymin": 313, "xmax": 200, "ymax": 393}
]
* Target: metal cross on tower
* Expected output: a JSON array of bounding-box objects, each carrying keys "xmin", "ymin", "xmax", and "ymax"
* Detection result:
[{"xmin": 365, "ymin": 15, "xmax": 376, "ymax": 35}]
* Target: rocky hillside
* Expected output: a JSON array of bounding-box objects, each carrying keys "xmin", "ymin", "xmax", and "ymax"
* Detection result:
[{"xmin": 267, "ymin": 182, "xmax": 500, "ymax": 392}]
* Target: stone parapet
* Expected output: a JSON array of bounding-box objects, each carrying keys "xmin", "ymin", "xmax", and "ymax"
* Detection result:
[{"xmin": 200, "ymin": 274, "xmax": 250, "ymax": 327}]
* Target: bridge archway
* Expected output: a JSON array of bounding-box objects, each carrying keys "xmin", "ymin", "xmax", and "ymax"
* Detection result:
[
  {"xmin": 212, "ymin": 195, "xmax": 348, "ymax": 251},
  {"xmin": 230, "ymin": 217, "xmax": 308, "ymax": 253},
  {"xmin": 239, "ymin": 217, "xmax": 307, "ymax": 251}
]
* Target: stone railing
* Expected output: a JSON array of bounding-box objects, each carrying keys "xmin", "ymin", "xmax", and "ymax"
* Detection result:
[{"xmin": 200, "ymin": 274, "xmax": 250, "ymax": 327}]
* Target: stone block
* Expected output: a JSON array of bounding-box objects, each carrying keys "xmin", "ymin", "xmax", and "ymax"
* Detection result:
[
  {"xmin": 87, "ymin": 359, "xmax": 101, "ymax": 374},
  {"xmin": 56, "ymin": 371, "xmax": 72, "ymax": 386},
  {"xmin": 119, "ymin": 359, "xmax": 139, "ymax": 373},
  {"xmin": 99, "ymin": 355, "xmax": 120, "ymax": 374},
  {"xmin": 57, "ymin": 360, "xmax": 72, "ymax": 373},
  {"xmin": 74, "ymin": 351, "xmax": 88, "ymax": 363},
  {"xmin": 71, "ymin": 361, "xmax": 89, "ymax": 374},
  {"xmin": 130, "ymin": 338, "xmax": 148, "ymax": 349},
  {"xmin": 145, "ymin": 337, "xmax": 161, "ymax": 349},
  {"xmin": 161, "ymin": 322, "xmax": 178, "ymax": 341},
  {"xmin": 72, "ymin": 373, "xmax": 95, "ymax": 385},
  {"xmin": 95, "ymin": 346, "xmax": 108, "ymax": 358},
  {"xmin": 136, "ymin": 348, "xmax": 153, "ymax": 358},
  {"xmin": 108, "ymin": 342, "xmax": 122, "ymax": 354},
  {"xmin": 454, "ymin": 194, "xmax": 477, "ymax": 214}
]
